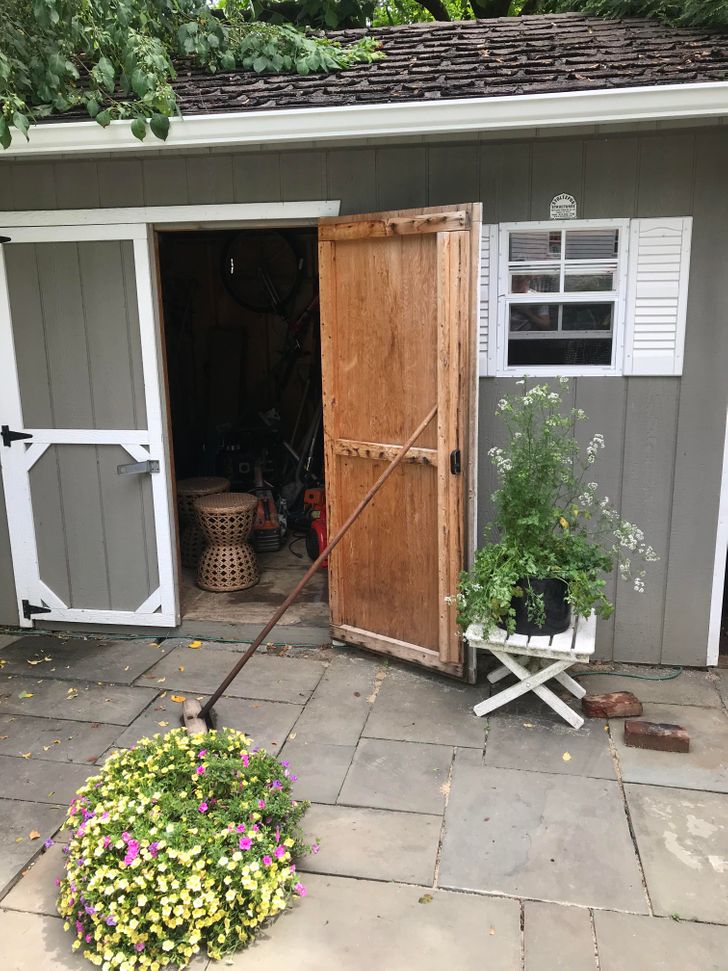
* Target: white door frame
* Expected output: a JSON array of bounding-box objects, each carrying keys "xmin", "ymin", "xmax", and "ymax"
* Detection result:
[
  {"xmin": 0, "ymin": 202, "xmax": 339, "ymax": 629},
  {"xmin": 707, "ymin": 402, "xmax": 728, "ymax": 666}
]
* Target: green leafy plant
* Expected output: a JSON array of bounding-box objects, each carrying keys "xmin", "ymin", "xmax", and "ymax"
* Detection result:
[
  {"xmin": 0, "ymin": 0, "xmax": 382, "ymax": 148},
  {"xmin": 457, "ymin": 379, "xmax": 658, "ymax": 636},
  {"xmin": 56, "ymin": 727, "xmax": 313, "ymax": 969}
]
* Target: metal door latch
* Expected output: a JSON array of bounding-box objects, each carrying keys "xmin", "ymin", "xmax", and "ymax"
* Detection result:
[
  {"xmin": 450, "ymin": 449, "xmax": 462, "ymax": 475},
  {"xmin": 117, "ymin": 460, "xmax": 160, "ymax": 475},
  {"xmin": 1, "ymin": 425, "xmax": 33, "ymax": 447}
]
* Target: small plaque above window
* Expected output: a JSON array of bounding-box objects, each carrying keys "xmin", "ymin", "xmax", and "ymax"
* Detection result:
[{"xmin": 549, "ymin": 194, "xmax": 577, "ymax": 220}]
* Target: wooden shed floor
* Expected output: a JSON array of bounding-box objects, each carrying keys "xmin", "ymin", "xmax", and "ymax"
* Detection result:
[{"xmin": 179, "ymin": 545, "xmax": 329, "ymax": 628}]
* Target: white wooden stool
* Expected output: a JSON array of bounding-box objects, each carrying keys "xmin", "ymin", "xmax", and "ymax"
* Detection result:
[{"xmin": 466, "ymin": 613, "xmax": 596, "ymax": 730}]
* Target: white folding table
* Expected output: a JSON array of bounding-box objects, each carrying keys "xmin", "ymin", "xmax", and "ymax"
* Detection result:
[{"xmin": 466, "ymin": 613, "xmax": 596, "ymax": 729}]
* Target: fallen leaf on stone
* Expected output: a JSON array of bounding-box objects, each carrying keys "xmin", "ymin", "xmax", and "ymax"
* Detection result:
[
  {"xmin": 48, "ymin": 792, "xmax": 55, "ymax": 797},
  {"xmin": 28, "ymin": 830, "xmax": 41, "ymax": 840},
  {"xmin": 157, "ymin": 677, "xmax": 166, "ymax": 684},
  {"xmin": 170, "ymin": 695, "xmax": 186, "ymax": 703},
  {"xmin": 124, "ymin": 666, "xmax": 130, "ymax": 672},
  {"xmin": 188, "ymin": 640, "xmax": 203, "ymax": 649},
  {"xmin": 251, "ymin": 703, "xmax": 261, "ymax": 710},
  {"xmin": 523, "ymin": 722, "xmax": 535, "ymax": 728},
  {"xmin": 27, "ymin": 656, "xmax": 52, "ymax": 666},
  {"xmin": 21, "ymin": 751, "xmax": 32, "ymax": 759},
  {"xmin": 18, "ymin": 691, "xmax": 33, "ymax": 699},
  {"xmin": 67, "ymin": 688, "xmax": 78, "ymax": 699},
  {"xmin": 178, "ymin": 666, "xmax": 185, "ymax": 673},
  {"xmin": 439, "ymin": 780, "xmax": 451, "ymax": 798},
  {"xmin": 418, "ymin": 894, "xmax": 433, "ymax": 904},
  {"xmin": 288, "ymin": 732, "xmax": 296, "ymax": 741},
  {"xmin": 158, "ymin": 721, "xmax": 169, "ymax": 727},
  {"xmin": 0, "ymin": 735, "xmax": 8, "ymax": 740},
  {"xmin": 562, "ymin": 752, "xmax": 572, "ymax": 762},
  {"xmin": 489, "ymin": 927, "xmax": 496, "ymax": 936},
  {"xmin": 15, "ymin": 836, "xmax": 24, "ymax": 843}
]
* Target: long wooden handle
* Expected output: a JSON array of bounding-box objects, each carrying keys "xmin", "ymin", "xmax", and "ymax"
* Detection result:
[{"xmin": 199, "ymin": 404, "xmax": 438, "ymax": 720}]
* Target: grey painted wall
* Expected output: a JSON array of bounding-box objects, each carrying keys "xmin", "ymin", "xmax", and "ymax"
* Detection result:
[{"xmin": 0, "ymin": 126, "xmax": 725, "ymax": 665}]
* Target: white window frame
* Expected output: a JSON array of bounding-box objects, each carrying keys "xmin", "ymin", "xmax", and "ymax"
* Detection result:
[{"xmin": 495, "ymin": 218, "xmax": 630, "ymax": 378}]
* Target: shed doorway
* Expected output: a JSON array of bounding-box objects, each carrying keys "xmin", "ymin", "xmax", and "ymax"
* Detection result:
[{"xmin": 158, "ymin": 227, "xmax": 329, "ymax": 638}]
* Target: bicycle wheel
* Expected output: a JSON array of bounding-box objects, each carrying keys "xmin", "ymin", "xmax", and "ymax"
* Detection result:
[{"xmin": 222, "ymin": 231, "xmax": 300, "ymax": 312}]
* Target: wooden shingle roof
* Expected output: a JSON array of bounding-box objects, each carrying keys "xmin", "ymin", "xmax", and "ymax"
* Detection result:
[{"xmin": 169, "ymin": 14, "xmax": 728, "ymax": 115}]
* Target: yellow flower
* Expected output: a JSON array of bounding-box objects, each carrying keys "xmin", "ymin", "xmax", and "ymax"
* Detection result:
[{"xmin": 559, "ymin": 516, "xmax": 569, "ymax": 529}]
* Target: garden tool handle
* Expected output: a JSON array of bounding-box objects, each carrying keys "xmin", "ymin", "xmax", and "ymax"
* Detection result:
[{"xmin": 199, "ymin": 403, "xmax": 438, "ymax": 720}]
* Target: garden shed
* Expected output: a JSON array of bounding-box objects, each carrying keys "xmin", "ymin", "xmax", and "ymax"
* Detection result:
[{"xmin": 1, "ymin": 14, "xmax": 728, "ymax": 677}]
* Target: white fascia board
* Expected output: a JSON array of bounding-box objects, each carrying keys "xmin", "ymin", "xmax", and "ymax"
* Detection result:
[{"xmin": 3, "ymin": 81, "xmax": 728, "ymax": 159}]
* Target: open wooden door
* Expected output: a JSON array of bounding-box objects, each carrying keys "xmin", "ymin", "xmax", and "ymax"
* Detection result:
[{"xmin": 318, "ymin": 205, "xmax": 481, "ymax": 678}]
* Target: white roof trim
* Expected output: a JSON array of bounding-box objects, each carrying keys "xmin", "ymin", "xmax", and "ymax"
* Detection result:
[{"xmin": 3, "ymin": 81, "xmax": 728, "ymax": 159}]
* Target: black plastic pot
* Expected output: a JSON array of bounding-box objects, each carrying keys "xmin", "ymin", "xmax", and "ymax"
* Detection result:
[{"xmin": 512, "ymin": 577, "xmax": 571, "ymax": 636}]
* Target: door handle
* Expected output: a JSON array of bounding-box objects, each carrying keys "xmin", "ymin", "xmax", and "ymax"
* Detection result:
[
  {"xmin": 117, "ymin": 460, "xmax": 160, "ymax": 475},
  {"xmin": 450, "ymin": 449, "xmax": 461, "ymax": 475}
]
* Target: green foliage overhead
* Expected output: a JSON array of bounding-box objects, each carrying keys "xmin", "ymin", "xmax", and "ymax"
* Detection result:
[{"xmin": 0, "ymin": 0, "xmax": 382, "ymax": 148}]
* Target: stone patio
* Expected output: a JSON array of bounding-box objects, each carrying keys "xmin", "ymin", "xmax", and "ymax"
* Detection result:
[{"xmin": 1, "ymin": 633, "xmax": 728, "ymax": 970}]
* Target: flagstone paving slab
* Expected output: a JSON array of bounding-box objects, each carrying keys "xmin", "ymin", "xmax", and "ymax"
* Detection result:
[
  {"xmin": 2, "ymin": 843, "xmax": 64, "ymax": 916},
  {"xmin": 523, "ymin": 901, "xmax": 597, "ymax": 971},
  {"xmin": 576, "ymin": 668, "xmax": 722, "ymax": 708},
  {"xmin": 113, "ymin": 690, "xmax": 302, "ymax": 754},
  {"xmin": 337, "ymin": 738, "xmax": 453, "ymax": 814},
  {"xmin": 0, "ymin": 909, "xmax": 210, "ymax": 971},
  {"xmin": 0, "ymin": 676, "xmax": 157, "ymax": 725},
  {"xmin": 594, "ymin": 910, "xmax": 728, "ymax": 970},
  {"xmin": 0, "ymin": 755, "xmax": 94, "ymax": 806},
  {"xmin": 625, "ymin": 783, "xmax": 728, "ymax": 924},
  {"xmin": 0, "ymin": 714, "xmax": 121, "ymax": 764},
  {"xmin": 716, "ymin": 669, "xmax": 727, "ymax": 707},
  {"xmin": 362, "ymin": 667, "xmax": 487, "ymax": 748},
  {"xmin": 484, "ymin": 713, "xmax": 615, "ymax": 780},
  {"xmin": 135, "ymin": 649, "xmax": 325, "ymax": 704},
  {"xmin": 439, "ymin": 750, "xmax": 647, "ymax": 912},
  {"xmin": 289, "ymin": 654, "xmax": 381, "ymax": 745},
  {"xmin": 0, "ymin": 635, "xmax": 169, "ymax": 685},
  {"xmin": 229, "ymin": 874, "xmax": 521, "ymax": 971},
  {"xmin": 277, "ymin": 740, "xmax": 356, "ymax": 804},
  {"xmin": 300, "ymin": 803, "xmax": 441, "ymax": 885},
  {"xmin": 0, "ymin": 800, "xmax": 66, "ymax": 897},
  {"xmin": 612, "ymin": 703, "xmax": 728, "ymax": 792}
]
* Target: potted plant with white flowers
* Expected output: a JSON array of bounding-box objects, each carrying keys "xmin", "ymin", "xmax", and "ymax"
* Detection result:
[{"xmin": 457, "ymin": 379, "xmax": 658, "ymax": 638}]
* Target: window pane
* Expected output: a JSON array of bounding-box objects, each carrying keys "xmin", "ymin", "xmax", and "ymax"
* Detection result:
[
  {"xmin": 510, "ymin": 271, "xmax": 560, "ymax": 294},
  {"xmin": 508, "ymin": 338, "xmax": 613, "ymax": 367},
  {"xmin": 509, "ymin": 303, "xmax": 557, "ymax": 333},
  {"xmin": 564, "ymin": 270, "xmax": 615, "ymax": 292},
  {"xmin": 509, "ymin": 231, "xmax": 561, "ymax": 262},
  {"xmin": 564, "ymin": 229, "xmax": 619, "ymax": 261},
  {"xmin": 561, "ymin": 303, "xmax": 613, "ymax": 332}
]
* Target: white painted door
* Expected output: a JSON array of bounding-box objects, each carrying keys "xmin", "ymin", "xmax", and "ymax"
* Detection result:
[{"xmin": 0, "ymin": 224, "xmax": 178, "ymax": 627}]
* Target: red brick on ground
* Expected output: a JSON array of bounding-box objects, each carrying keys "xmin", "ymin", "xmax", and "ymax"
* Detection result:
[
  {"xmin": 623, "ymin": 720, "xmax": 690, "ymax": 753},
  {"xmin": 582, "ymin": 691, "xmax": 643, "ymax": 718}
]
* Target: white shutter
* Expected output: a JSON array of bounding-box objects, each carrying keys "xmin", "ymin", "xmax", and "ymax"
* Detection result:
[
  {"xmin": 479, "ymin": 223, "xmax": 499, "ymax": 376},
  {"xmin": 624, "ymin": 217, "xmax": 693, "ymax": 376}
]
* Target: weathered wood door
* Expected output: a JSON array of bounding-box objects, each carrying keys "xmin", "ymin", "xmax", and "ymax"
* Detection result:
[
  {"xmin": 0, "ymin": 225, "xmax": 178, "ymax": 628},
  {"xmin": 318, "ymin": 205, "xmax": 480, "ymax": 678}
]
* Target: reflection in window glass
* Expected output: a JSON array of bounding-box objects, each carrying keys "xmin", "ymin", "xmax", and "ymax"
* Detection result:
[
  {"xmin": 509, "ymin": 231, "xmax": 561, "ymax": 262},
  {"xmin": 564, "ymin": 230, "xmax": 618, "ymax": 261},
  {"xmin": 564, "ymin": 271, "xmax": 615, "ymax": 292},
  {"xmin": 509, "ymin": 304, "xmax": 557, "ymax": 332},
  {"xmin": 508, "ymin": 338, "xmax": 613, "ymax": 367},
  {"xmin": 561, "ymin": 304, "xmax": 613, "ymax": 331},
  {"xmin": 509, "ymin": 272, "xmax": 560, "ymax": 294}
]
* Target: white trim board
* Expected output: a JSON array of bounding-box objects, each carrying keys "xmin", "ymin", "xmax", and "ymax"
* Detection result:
[
  {"xmin": 0, "ymin": 202, "xmax": 340, "ymax": 231},
  {"xmin": 1, "ymin": 82, "xmax": 728, "ymax": 159},
  {"xmin": 707, "ymin": 402, "xmax": 728, "ymax": 666}
]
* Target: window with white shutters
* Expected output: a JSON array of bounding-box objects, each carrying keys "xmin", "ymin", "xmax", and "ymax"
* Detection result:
[{"xmin": 479, "ymin": 217, "xmax": 692, "ymax": 378}]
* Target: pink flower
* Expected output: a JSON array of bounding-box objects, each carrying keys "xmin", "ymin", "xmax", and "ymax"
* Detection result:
[
  {"xmin": 280, "ymin": 760, "xmax": 289, "ymax": 768},
  {"xmin": 198, "ymin": 802, "xmax": 208, "ymax": 813},
  {"xmin": 196, "ymin": 765, "xmax": 206, "ymax": 775},
  {"xmin": 274, "ymin": 845, "xmax": 286, "ymax": 860},
  {"xmin": 311, "ymin": 843, "xmax": 320, "ymax": 855},
  {"xmin": 257, "ymin": 800, "xmax": 266, "ymax": 809},
  {"xmin": 102, "ymin": 836, "xmax": 111, "ymax": 849},
  {"xmin": 198, "ymin": 749, "xmax": 207, "ymax": 758},
  {"xmin": 239, "ymin": 837, "xmax": 252, "ymax": 850},
  {"xmin": 262, "ymin": 855, "xmax": 273, "ymax": 866},
  {"xmin": 236, "ymin": 824, "xmax": 245, "ymax": 833},
  {"xmin": 135, "ymin": 941, "xmax": 145, "ymax": 952},
  {"xmin": 123, "ymin": 840, "xmax": 140, "ymax": 867},
  {"xmin": 294, "ymin": 882, "xmax": 307, "ymax": 897},
  {"xmin": 240, "ymin": 753, "xmax": 250, "ymax": 767}
]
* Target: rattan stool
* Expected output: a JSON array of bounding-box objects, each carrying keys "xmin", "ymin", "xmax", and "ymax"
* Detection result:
[
  {"xmin": 194, "ymin": 492, "xmax": 260, "ymax": 592},
  {"xmin": 177, "ymin": 477, "xmax": 230, "ymax": 568}
]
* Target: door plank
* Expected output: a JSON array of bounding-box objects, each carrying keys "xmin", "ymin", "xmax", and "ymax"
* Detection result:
[
  {"xmin": 319, "ymin": 211, "xmax": 471, "ymax": 241},
  {"xmin": 334, "ymin": 439, "xmax": 438, "ymax": 467}
]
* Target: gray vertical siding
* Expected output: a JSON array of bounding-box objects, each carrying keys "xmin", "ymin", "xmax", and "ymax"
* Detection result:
[{"xmin": 0, "ymin": 127, "xmax": 725, "ymax": 664}]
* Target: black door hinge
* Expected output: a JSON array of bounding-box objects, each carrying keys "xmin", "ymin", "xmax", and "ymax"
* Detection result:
[
  {"xmin": 2, "ymin": 425, "xmax": 33, "ymax": 447},
  {"xmin": 22, "ymin": 599, "xmax": 52, "ymax": 620},
  {"xmin": 450, "ymin": 449, "xmax": 462, "ymax": 475}
]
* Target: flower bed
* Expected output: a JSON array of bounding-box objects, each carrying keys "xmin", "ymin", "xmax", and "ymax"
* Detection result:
[{"xmin": 57, "ymin": 727, "xmax": 310, "ymax": 970}]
